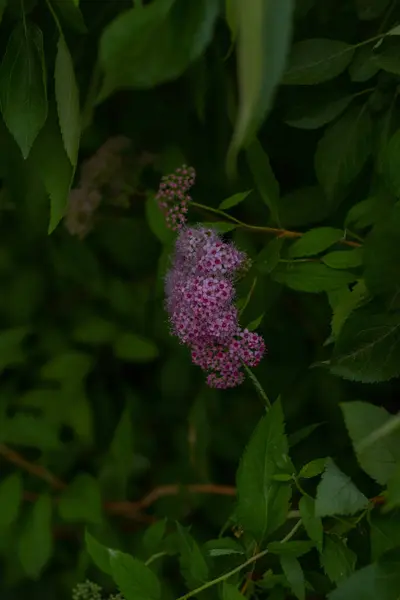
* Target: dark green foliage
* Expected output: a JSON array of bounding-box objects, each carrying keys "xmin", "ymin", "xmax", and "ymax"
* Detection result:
[{"xmin": 0, "ymin": 1, "xmax": 399, "ymax": 599}]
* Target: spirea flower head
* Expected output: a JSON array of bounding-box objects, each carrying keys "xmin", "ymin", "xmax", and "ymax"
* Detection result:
[
  {"xmin": 156, "ymin": 165, "xmax": 195, "ymax": 231},
  {"xmin": 165, "ymin": 225, "xmax": 266, "ymax": 389}
]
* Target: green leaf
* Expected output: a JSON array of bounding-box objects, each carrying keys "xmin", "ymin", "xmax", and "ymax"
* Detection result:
[
  {"xmin": 289, "ymin": 423, "xmax": 323, "ymax": 447},
  {"xmin": 320, "ymin": 536, "xmax": 357, "ymax": 584},
  {"xmin": 0, "ymin": 413, "xmax": 61, "ymax": 450},
  {"xmin": 51, "ymin": 0, "xmax": 87, "ymax": 33},
  {"xmin": 109, "ymin": 550, "xmax": 161, "ymax": 600},
  {"xmin": 273, "ymin": 263, "xmax": 355, "ymax": 293},
  {"xmin": 59, "ymin": 474, "xmax": 102, "ymax": 524},
  {"xmin": 55, "ymin": 36, "xmax": 80, "ymax": 167},
  {"xmin": 299, "ymin": 496, "xmax": 323, "ymax": 551},
  {"xmin": 0, "ymin": 473, "xmax": 23, "ymax": 532},
  {"xmin": 288, "ymin": 227, "xmax": 343, "ymax": 258},
  {"xmin": 28, "ymin": 108, "xmax": 74, "ymax": 233},
  {"xmin": 18, "ymin": 495, "xmax": 53, "ymax": 578},
  {"xmin": 363, "ymin": 204, "xmax": 400, "ymax": 304},
  {"xmin": 322, "ymin": 248, "xmax": 363, "ymax": 269},
  {"xmin": 99, "ymin": 0, "xmax": 219, "ymax": 99},
  {"xmin": 340, "ymin": 401, "xmax": 400, "ymax": 485},
  {"xmin": 345, "ymin": 193, "xmax": 393, "ymax": 231},
  {"xmin": 370, "ymin": 512, "xmax": 400, "ymax": 560},
  {"xmin": 349, "ymin": 46, "xmax": 379, "ymax": 82},
  {"xmin": 227, "ymin": 0, "xmax": 294, "ymax": 172},
  {"xmin": 285, "ymin": 92, "xmax": 353, "ymax": 129},
  {"xmin": 373, "ymin": 38, "xmax": 400, "ymax": 76},
  {"xmin": 201, "ymin": 222, "xmax": 238, "ymax": 233},
  {"xmin": 72, "ymin": 316, "xmax": 117, "ymax": 345},
  {"xmin": 222, "ymin": 582, "xmax": 246, "ymax": 600},
  {"xmin": 246, "ymin": 139, "xmax": 280, "ymax": 223},
  {"xmin": 85, "ymin": 531, "xmax": 112, "ymax": 575},
  {"xmin": 0, "ymin": 327, "xmax": 29, "ymax": 372},
  {"xmin": 328, "ymin": 549, "xmax": 400, "ymax": 600},
  {"xmin": 41, "ymin": 351, "xmax": 92, "ymax": 384},
  {"xmin": 113, "ymin": 333, "xmax": 159, "ymax": 362},
  {"xmin": 299, "ymin": 458, "xmax": 327, "ymax": 479},
  {"xmin": 145, "ymin": 194, "xmax": 174, "ymax": 244},
  {"xmin": 330, "ymin": 306, "xmax": 400, "ymax": 383},
  {"xmin": 280, "ymin": 555, "xmax": 305, "ymax": 600},
  {"xmin": 279, "ymin": 186, "xmax": 332, "ymax": 227},
  {"xmin": 204, "ymin": 537, "xmax": 244, "ymax": 557},
  {"xmin": 109, "ymin": 405, "xmax": 135, "ymax": 487},
  {"xmin": 0, "ymin": 0, "xmax": 7, "ymax": 22},
  {"xmin": 246, "ymin": 313, "xmax": 264, "ymax": 331},
  {"xmin": 282, "ymin": 39, "xmax": 354, "ymax": 85},
  {"xmin": 143, "ymin": 519, "xmax": 167, "ymax": 555},
  {"xmin": 268, "ymin": 541, "xmax": 315, "ymax": 557},
  {"xmin": 329, "ymin": 280, "xmax": 368, "ymax": 341},
  {"xmin": 382, "ymin": 129, "xmax": 400, "ymax": 195},
  {"xmin": 315, "ymin": 458, "xmax": 368, "ymax": 517},
  {"xmin": 314, "ymin": 107, "xmax": 372, "ymax": 198},
  {"xmin": 256, "ymin": 238, "xmax": 284, "ymax": 275},
  {"xmin": 219, "ymin": 190, "xmax": 252, "ymax": 210},
  {"xmin": 387, "ymin": 464, "xmax": 400, "ymax": 510},
  {"xmin": 0, "ymin": 22, "xmax": 47, "ymax": 158},
  {"xmin": 236, "ymin": 399, "xmax": 292, "ymax": 541},
  {"xmin": 177, "ymin": 523, "xmax": 209, "ymax": 589}
]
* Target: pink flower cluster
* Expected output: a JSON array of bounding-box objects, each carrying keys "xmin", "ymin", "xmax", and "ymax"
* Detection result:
[
  {"xmin": 165, "ymin": 226, "xmax": 266, "ymax": 388},
  {"xmin": 156, "ymin": 165, "xmax": 195, "ymax": 231}
]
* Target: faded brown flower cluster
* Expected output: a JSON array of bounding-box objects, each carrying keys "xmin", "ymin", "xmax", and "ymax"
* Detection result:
[{"xmin": 65, "ymin": 136, "xmax": 138, "ymax": 239}]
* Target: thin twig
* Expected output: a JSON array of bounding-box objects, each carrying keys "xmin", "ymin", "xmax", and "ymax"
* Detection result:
[
  {"xmin": 191, "ymin": 201, "xmax": 362, "ymax": 248},
  {"xmin": 0, "ymin": 444, "xmax": 66, "ymax": 491}
]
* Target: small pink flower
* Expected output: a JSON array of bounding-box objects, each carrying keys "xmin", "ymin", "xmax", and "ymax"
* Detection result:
[{"xmin": 164, "ymin": 224, "xmax": 266, "ymax": 389}]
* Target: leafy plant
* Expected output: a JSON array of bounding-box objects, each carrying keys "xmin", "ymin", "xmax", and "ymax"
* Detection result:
[{"xmin": 0, "ymin": 0, "xmax": 399, "ymax": 599}]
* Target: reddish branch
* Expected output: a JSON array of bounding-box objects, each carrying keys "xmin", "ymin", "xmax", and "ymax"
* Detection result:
[
  {"xmin": 0, "ymin": 443, "xmax": 384, "ymax": 524},
  {"xmin": 0, "ymin": 443, "xmax": 236, "ymax": 521}
]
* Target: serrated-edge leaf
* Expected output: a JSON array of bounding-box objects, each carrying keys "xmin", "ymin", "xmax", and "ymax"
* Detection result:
[
  {"xmin": 85, "ymin": 531, "xmax": 112, "ymax": 575},
  {"xmin": 289, "ymin": 227, "xmax": 344, "ymax": 258},
  {"xmin": 315, "ymin": 458, "xmax": 368, "ymax": 517}
]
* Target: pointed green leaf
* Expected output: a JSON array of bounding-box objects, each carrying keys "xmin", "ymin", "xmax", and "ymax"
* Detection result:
[
  {"xmin": 222, "ymin": 582, "xmax": 246, "ymax": 600},
  {"xmin": 227, "ymin": 0, "xmax": 294, "ymax": 173},
  {"xmin": 55, "ymin": 36, "xmax": 80, "ymax": 167},
  {"xmin": 246, "ymin": 139, "xmax": 280, "ymax": 223},
  {"xmin": 328, "ymin": 549, "xmax": 400, "ymax": 600},
  {"xmin": 219, "ymin": 190, "xmax": 252, "ymax": 210},
  {"xmin": 320, "ymin": 536, "xmax": 357, "ymax": 584},
  {"xmin": 299, "ymin": 458, "xmax": 327, "ymax": 479},
  {"xmin": 236, "ymin": 399, "xmax": 292, "ymax": 541},
  {"xmin": 280, "ymin": 555, "xmax": 305, "ymax": 600},
  {"xmin": 99, "ymin": 0, "xmax": 218, "ymax": 98},
  {"xmin": 370, "ymin": 512, "xmax": 400, "ymax": 560},
  {"xmin": 0, "ymin": 22, "xmax": 47, "ymax": 158},
  {"xmin": 113, "ymin": 333, "xmax": 159, "ymax": 362},
  {"xmin": 283, "ymin": 39, "xmax": 354, "ymax": 85},
  {"xmin": 322, "ymin": 249, "xmax": 363, "ymax": 269},
  {"xmin": 268, "ymin": 541, "xmax": 314, "ymax": 557},
  {"xmin": 256, "ymin": 238, "xmax": 284, "ymax": 275},
  {"xmin": 285, "ymin": 92, "xmax": 353, "ymax": 129},
  {"xmin": 28, "ymin": 108, "xmax": 74, "ymax": 233},
  {"xmin": 273, "ymin": 263, "xmax": 355, "ymax": 293},
  {"xmin": 299, "ymin": 496, "xmax": 323, "ymax": 551},
  {"xmin": 177, "ymin": 523, "xmax": 209, "ymax": 589},
  {"xmin": 85, "ymin": 531, "xmax": 112, "ymax": 575},
  {"xmin": 331, "ymin": 307, "xmax": 400, "ymax": 383},
  {"xmin": 315, "ymin": 107, "xmax": 372, "ymax": 198},
  {"xmin": 18, "ymin": 495, "xmax": 53, "ymax": 578},
  {"xmin": 340, "ymin": 401, "xmax": 400, "ymax": 485},
  {"xmin": 109, "ymin": 550, "xmax": 161, "ymax": 600},
  {"xmin": 315, "ymin": 458, "xmax": 368, "ymax": 517},
  {"xmin": 59, "ymin": 474, "xmax": 102, "ymax": 524},
  {"xmin": 143, "ymin": 519, "xmax": 167, "ymax": 555},
  {"xmin": 0, "ymin": 473, "xmax": 23, "ymax": 531},
  {"xmin": 288, "ymin": 227, "xmax": 343, "ymax": 258}
]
